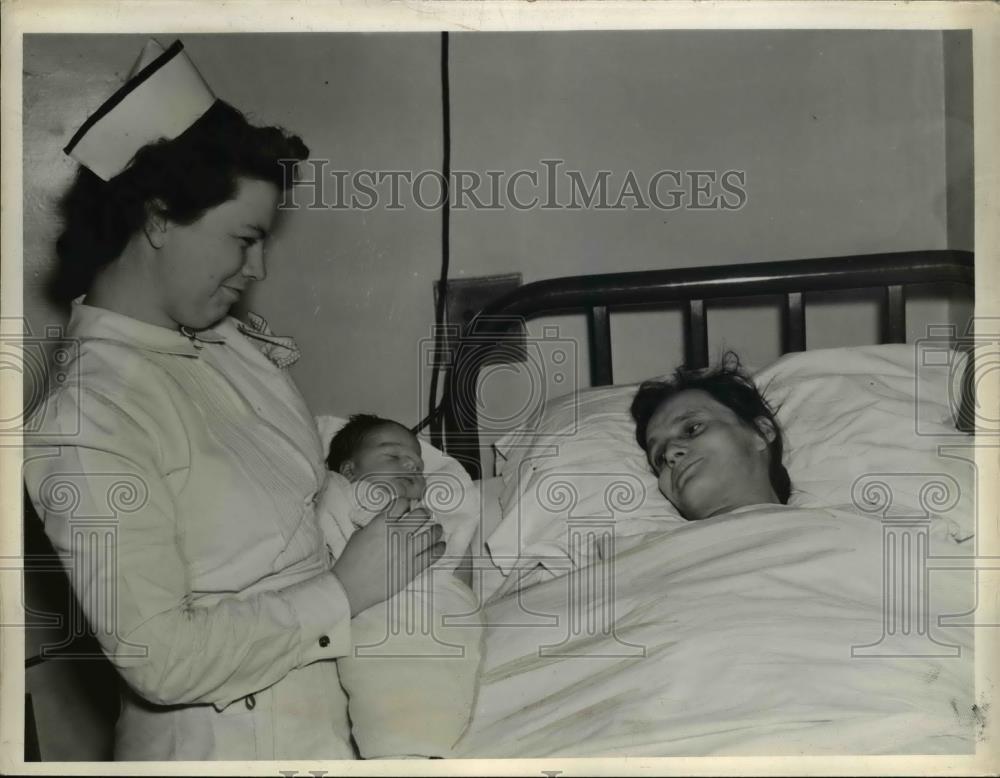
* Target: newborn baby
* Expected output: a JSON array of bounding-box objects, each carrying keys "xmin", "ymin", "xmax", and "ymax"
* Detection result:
[
  {"xmin": 321, "ymin": 414, "xmax": 471, "ymax": 573},
  {"xmin": 324, "ymin": 414, "xmax": 427, "ymax": 538},
  {"xmin": 326, "ymin": 414, "xmax": 423, "ymax": 484},
  {"xmin": 317, "ymin": 414, "xmax": 483, "ymax": 759}
]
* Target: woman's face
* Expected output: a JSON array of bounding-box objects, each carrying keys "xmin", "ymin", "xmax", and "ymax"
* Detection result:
[
  {"xmin": 151, "ymin": 177, "xmax": 280, "ymax": 330},
  {"xmin": 644, "ymin": 389, "xmax": 774, "ymax": 520}
]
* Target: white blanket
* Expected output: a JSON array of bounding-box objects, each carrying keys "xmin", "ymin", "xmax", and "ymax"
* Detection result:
[
  {"xmin": 336, "ymin": 574, "xmax": 484, "ymax": 758},
  {"xmin": 455, "ymin": 504, "xmax": 975, "ymax": 756}
]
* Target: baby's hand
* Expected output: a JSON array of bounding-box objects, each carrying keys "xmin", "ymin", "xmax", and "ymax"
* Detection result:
[
  {"xmin": 392, "ymin": 472, "xmax": 426, "ymax": 503},
  {"xmin": 355, "ymin": 472, "xmax": 425, "ymax": 513}
]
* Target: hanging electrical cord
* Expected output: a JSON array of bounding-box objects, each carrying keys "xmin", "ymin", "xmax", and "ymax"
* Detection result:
[{"xmin": 412, "ymin": 31, "xmax": 451, "ymax": 438}]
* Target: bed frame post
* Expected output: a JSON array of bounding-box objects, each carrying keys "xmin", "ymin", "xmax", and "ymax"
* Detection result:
[
  {"xmin": 587, "ymin": 305, "xmax": 614, "ymax": 386},
  {"xmin": 956, "ymin": 337, "xmax": 977, "ymax": 434},
  {"xmin": 684, "ymin": 299, "xmax": 709, "ymax": 368},
  {"xmin": 440, "ymin": 315, "xmax": 529, "ymax": 479},
  {"xmin": 883, "ymin": 285, "xmax": 907, "ymax": 343},
  {"xmin": 782, "ymin": 292, "xmax": 806, "ymax": 353}
]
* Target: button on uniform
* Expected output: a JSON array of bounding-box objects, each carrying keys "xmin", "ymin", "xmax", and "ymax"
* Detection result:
[{"xmin": 318, "ymin": 635, "xmax": 330, "ymax": 648}]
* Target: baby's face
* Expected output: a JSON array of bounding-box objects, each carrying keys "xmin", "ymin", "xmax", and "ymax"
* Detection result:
[{"xmin": 341, "ymin": 423, "xmax": 426, "ymax": 498}]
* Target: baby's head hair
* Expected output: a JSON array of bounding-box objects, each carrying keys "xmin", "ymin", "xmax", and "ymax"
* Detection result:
[{"xmin": 326, "ymin": 413, "xmax": 409, "ymax": 472}]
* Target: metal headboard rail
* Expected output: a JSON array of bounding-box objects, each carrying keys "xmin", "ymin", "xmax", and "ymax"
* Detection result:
[{"xmin": 437, "ymin": 250, "xmax": 974, "ymax": 478}]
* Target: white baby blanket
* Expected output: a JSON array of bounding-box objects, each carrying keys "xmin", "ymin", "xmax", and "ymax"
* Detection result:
[
  {"xmin": 336, "ymin": 573, "xmax": 484, "ymax": 758},
  {"xmin": 316, "ymin": 472, "xmax": 484, "ymax": 758}
]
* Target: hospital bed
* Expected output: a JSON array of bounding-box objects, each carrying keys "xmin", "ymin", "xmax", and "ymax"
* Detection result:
[{"xmin": 405, "ymin": 249, "xmax": 981, "ymax": 757}]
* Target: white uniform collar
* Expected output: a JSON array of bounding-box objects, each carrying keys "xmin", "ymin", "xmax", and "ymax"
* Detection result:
[{"xmin": 67, "ymin": 299, "xmax": 229, "ymax": 357}]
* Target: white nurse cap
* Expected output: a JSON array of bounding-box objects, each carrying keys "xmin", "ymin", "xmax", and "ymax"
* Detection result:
[{"xmin": 64, "ymin": 39, "xmax": 217, "ymax": 181}]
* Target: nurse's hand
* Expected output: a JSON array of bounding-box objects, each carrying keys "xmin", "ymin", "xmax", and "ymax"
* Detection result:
[
  {"xmin": 332, "ymin": 497, "xmax": 445, "ymax": 617},
  {"xmin": 355, "ymin": 472, "xmax": 425, "ymax": 512}
]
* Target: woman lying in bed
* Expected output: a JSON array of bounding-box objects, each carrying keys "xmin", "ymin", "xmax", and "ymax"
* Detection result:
[
  {"xmin": 630, "ymin": 354, "xmax": 791, "ymax": 521},
  {"xmin": 455, "ymin": 348, "xmax": 976, "ymax": 757}
]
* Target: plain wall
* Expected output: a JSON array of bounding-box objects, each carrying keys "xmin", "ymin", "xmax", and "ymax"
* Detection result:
[
  {"xmin": 23, "ymin": 31, "xmax": 970, "ymax": 432},
  {"xmin": 944, "ymin": 30, "xmax": 975, "ymax": 254},
  {"xmin": 20, "ymin": 30, "xmax": 973, "ymax": 759},
  {"xmin": 447, "ymin": 30, "xmax": 968, "ymax": 461}
]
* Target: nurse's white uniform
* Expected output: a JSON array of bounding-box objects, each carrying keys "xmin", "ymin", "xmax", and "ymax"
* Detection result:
[{"xmin": 24, "ymin": 302, "xmax": 356, "ymax": 760}]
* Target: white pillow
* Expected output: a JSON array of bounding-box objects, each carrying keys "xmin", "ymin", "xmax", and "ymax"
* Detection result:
[
  {"xmin": 755, "ymin": 345, "xmax": 974, "ymax": 538},
  {"xmin": 486, "ymin": 344, "xmax": 974, "ymax": 575},
  {"xmin": 488, "ymin": 385, "xmax": 685, "ymax": 575}
]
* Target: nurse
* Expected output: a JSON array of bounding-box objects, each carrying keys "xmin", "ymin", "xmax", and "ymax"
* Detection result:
[{"xmin": 23, "ymin": 40, "xmax": 442, "ymax": 760}]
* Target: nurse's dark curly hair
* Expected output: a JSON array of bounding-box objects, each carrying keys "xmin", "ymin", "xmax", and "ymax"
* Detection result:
[
  {"xmin": 630, "ymin": 352, "xmax": 792, "ymax": 504},
  {"xmin": 49, "ymin": 100, "xmax": 309, "ymax": 303}
]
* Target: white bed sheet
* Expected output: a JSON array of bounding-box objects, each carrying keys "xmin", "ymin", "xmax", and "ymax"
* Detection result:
[{"xmin": 457, "ymin": 503, "xmax": 975, "ymax": 757}]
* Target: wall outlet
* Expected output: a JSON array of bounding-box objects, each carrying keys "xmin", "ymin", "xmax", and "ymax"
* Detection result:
[{"xmin": 434, "ymin": 273, "xmax": 526, "ymax": 363}]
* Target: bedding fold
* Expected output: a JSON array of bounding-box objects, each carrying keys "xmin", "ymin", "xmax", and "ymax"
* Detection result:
[{"xmin": 457, "ymin": 504, "xmax": 975, "ymax": 756}]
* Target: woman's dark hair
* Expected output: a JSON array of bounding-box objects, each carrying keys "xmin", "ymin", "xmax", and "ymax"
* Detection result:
[
  {"xmin": 629, "ymin": 352, "xmax": 791, "ymax": 504},
  {"xmin": 326, "ymin": 414, "xmax": 407, "ymax": 473},
  {"xmin": 50, "ymin": 100, "xmax": 309, "ymax": 303}
]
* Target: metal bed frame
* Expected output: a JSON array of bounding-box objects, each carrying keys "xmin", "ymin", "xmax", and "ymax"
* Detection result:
[{"xmin": 432, "ymin": 249, "xmax": 975, "ymax": 479}]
